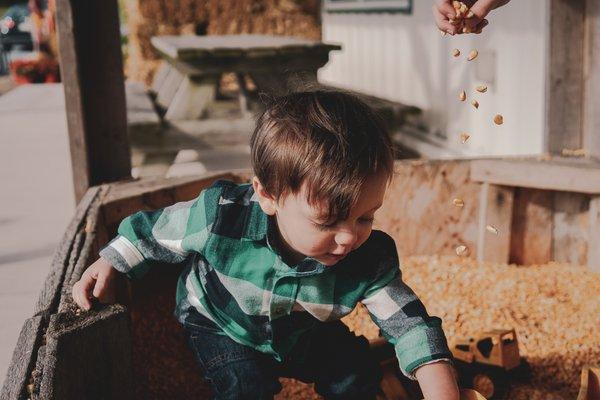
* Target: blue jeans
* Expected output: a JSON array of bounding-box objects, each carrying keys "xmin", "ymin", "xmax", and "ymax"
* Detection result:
[{"xmin": 182, "ymin": 308, "xmax": 382, "ymax": 400}]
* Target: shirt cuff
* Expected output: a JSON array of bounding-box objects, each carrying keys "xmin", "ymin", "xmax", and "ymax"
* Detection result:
[
  {"xmin": 99, "ymin": 235, "xmax": 144, "ymax": 274},
  {"xmin": 394, "ymin": 318, "xmax": 452, "ymax": 380},
  {"xmin": 409, "ymin": 358, "xmax": 454, "ymax": 380}
]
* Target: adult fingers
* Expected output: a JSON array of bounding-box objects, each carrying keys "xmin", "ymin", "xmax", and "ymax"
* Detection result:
[
  {"xmin": 433, "ymin": 5, "xmax": 458, "ymax": 35},
  {"xmin": 436, "ymin": 0, "xmax": 457, "ymax": 19},
  {"xmin": 473, "ymin": 18, "xmax": 489, "ymax": 33}
]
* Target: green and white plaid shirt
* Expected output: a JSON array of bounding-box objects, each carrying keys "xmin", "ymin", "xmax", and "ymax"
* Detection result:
[{"xmin": 100, "ymin": 180, "xmax": 451, "ymax": 377}]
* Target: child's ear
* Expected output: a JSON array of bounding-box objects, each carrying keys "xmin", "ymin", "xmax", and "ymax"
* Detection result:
[{"xmin": 252, "ymin": 177, "xmax": 277, "ymax": 216}]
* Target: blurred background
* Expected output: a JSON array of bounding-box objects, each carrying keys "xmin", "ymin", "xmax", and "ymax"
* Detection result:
[{"xmin": 1, "ymin": 1, "xmax": 598, "ymax": 399}]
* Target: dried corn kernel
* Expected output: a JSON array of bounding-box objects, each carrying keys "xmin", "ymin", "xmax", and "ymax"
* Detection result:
[
  {"xmin": 471, "ymin": 100, "xmax": 479, "ymax": 109},
  {"xmin": 468, "ymin": 50, "xmax": 478, "ymax": 61},
  {"xmin": 460, "ymin": 133, "xmax": 470, "ymax": 144},
  {"xmin": 486, "ymin": 224, "xmax": 499, "ymax": 235},
  {"xmin": 455, "ymin": 245, "xmax": 468, "ymax": 256},
  {"xmin": 459, "ymin": 91, "xmax": 467, "ymax": 101},
  {"xmin": 453, "ymin": 198, "xmax": 465, "ymax": 207},
  {"xmin": 452, "ymin": 48, "xmax": 461, "ymax": 57},
  {"xmin": 476, "ymin": 85, "xmax": 488, "ymax": 93},
  {"xmin": 494, "ymin": 114, "xmax": 504, "ymax": 125}
]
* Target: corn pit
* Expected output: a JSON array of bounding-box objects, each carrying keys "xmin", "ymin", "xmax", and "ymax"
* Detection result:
[{"xmin": 277, "ymin": 256, "xmax": 600, "ymax": 399}]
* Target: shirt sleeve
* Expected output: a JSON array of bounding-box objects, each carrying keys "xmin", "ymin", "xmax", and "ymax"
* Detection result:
[
  {"xmin": 99, "ymin": 182, "xmax": 222, "ymax": 280},
  {"xmin": 360, "ymin": 234, "xmax": 452, "ymax": 379}
]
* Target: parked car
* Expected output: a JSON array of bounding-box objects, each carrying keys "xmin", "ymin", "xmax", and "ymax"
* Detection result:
[{"xmin": 0, "ymin": 3, "xmax": 33, "ymax": 51}]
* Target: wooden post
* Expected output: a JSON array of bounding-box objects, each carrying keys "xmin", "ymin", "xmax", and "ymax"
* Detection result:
[
  {"xmin": 545, "ymin": 0, "xmax": 585, "ymax": 154},
  {"xmin": 56, "ymin": 0, "xmax": 131, "ymax": 203},
  {"xmin": 476, "ymin": 182, "xmax": 514, "ymax": 264},
  {"xmin": 584, "ymin": 0, "xmax": 600, "ymax": 160},
  {"xmin": 589, "ymin": 196, "xmax": 600, "ymax": 272}
]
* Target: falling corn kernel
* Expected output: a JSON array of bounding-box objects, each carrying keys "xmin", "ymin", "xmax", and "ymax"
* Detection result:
[
  {"xmin": 453, "ymin": 198, "xmax": 465, "ymax": 207},
  {"xmin": 452, "ymin": 49, "xmax": 461, "ymax": 57},
  {"xmin": 476, "ymin": 85, "xmax": 488, "ymax": 93},
  {"xmin": 471, "ymin": 100, "xmax": 479, "ymax": 109},
  {"xmin": 468, "ymin": 50, "xmax": 478, "ymax": 61},
  {"xmin": 466, "ymin": 10, "xmax": 474, "ymax": 18},
  {"xmin": 486, "ymin": 224, "xmax": 499, "ymax": 235},
  {"xmin": 460, "ymin": 133, "xmax": 470, "ymax": 144},
  {"xmin": 455, "ymin": 245, "xmax": 468, "ymax": 256},
  {"xmin": 494, "ymin": 114, "xmax": 504, "ymax": 125},
  {"xmin": 459, "ymin": 91, "xmax": 467, "ymax": 101}
]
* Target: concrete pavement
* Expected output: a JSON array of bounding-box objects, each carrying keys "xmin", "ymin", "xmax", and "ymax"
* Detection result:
[{"xmin": 0, "ymin": 84, "xmax": 75, "ymax": 383}]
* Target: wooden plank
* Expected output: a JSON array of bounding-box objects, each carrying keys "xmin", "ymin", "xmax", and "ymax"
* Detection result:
[
  {"xmin": 56, "ymin": 0, "xmax": 131, "ymax": 202},
  {"xmin": 101, "ymin": 172, "xmax": 243, "ymax": 229},
  {"xmin": 155, "ymin": 66, "xmax": 184, "ymax": 110},
  {"xmin": 589, "ymin": 196, "xmax": 600, "ymax": 272},
  {"xmin": 471, "ymin": 159, "xmax": 600, "ymax": 194},
  {"xmin": 476, "ymin": 183, "xmax": 514, "ymax": 263},
  {"xmin": 376, "ymin": 160, "xmax": 480, "ymax": 258},
  {"xmin": 150, "ymin": 60, "xmax": 172, "ymax": 95},
  {"xmin": 38, "ymin": 307, "xmax": 134, "ymax": 399},
  {"xmin": 553, "ymin": 192, "xmax": 589, "ymax": 266},
  {"xmin": 0, "ymin": 316, "xmax": 45, "ymax": 399},
  {"xmin": 584, "ymin": 0, "xmax": 600, "ymax": 160},
  {"xmin": 509, "ymin": 188, "xmax": 553, "ymax": 265},
  {"xmin": 546, "ymin": 0, "xmax": 585, "ymax": 154},
  {"xmin": 164, "ymin": 75, "xmax": 218, "ymax": 121}
]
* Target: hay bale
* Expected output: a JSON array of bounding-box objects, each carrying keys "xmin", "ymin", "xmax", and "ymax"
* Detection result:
[{"xmin": 124, "ymin": 0, "xmax": 321, "ymax": 85}]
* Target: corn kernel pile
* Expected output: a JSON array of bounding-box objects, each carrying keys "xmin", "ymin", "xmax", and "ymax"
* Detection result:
[{"xmin": 278, "ymin": 256, "xmax": 600, "ymax": 399}]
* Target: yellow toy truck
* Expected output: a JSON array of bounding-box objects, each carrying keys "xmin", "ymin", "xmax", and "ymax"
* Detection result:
[{"xmin": 451, "ymin": 329, "xmax": 529, "ymax": 399}]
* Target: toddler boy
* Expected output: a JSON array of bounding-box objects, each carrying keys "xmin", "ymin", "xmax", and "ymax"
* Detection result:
[{"xmin": 73, "ymin": 90, "xmax": 458, "ymax": 400}]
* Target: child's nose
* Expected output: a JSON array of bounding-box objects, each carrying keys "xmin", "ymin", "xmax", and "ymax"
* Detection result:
[{"xmin": 335, "ymin": 229, "xmax": 357, "ymax": 248}]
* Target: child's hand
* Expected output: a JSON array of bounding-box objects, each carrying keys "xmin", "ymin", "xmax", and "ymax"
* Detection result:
[
  {"xmin": 433, "ymin": 0, "xmax": 510, "ymax": 35},
  {"xmin": 72, "ymin": 257, "xmax": 119, "ymax": 311}
]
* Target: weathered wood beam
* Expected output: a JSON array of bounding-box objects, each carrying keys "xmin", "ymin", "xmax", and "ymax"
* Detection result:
[
  {"xmin": 583, "ymin": 0, "xmax": 600, "ymax": 160},
  {"xmin": 471, "ymin": 159, "xmax": 600, "ymax": 194},
  {"xmin": 56, "ymin": 0, "xmax": 131, "ymax": 203},
  {"xmin": 476, "ymin": 183, "xmax": 514, "ymax": 263},
  {"xmin": 546, "ymin": 0, "xmax": 585, "ymax": 155}
]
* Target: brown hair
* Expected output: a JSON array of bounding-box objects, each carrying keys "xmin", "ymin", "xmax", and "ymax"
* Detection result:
[{"xmin": 250, "ymin": 90, "xmax": 394, "ymax": 222}]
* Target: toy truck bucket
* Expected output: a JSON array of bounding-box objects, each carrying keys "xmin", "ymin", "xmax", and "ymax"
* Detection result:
[{"xmin": 576, "ymin": 366, "xmax": 600, "ymax": 400}]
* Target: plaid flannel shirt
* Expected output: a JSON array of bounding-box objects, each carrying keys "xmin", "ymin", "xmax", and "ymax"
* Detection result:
[{"xmin": 100, "ymin": 180, "xmax": 451, "ymax": 377}]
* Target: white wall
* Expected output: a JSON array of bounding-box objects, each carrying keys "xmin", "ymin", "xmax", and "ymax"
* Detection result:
[{"xmin": 319, "ymin": 1, "xmax": 548, "ymax": 157}]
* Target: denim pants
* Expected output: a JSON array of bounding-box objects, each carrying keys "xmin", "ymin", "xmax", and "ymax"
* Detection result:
[{"xmin": 182, "ymin": 308, "xmax": 382, "ymax": 400}]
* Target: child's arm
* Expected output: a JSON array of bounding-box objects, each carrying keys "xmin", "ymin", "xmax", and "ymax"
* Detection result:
[
  {"xmin": 72, "ymin": 181, "xmax": 224, "ymax": 310},
  {"xmin": 414, "ymin": 361, "xmax": 459, "ymax": 400},
  {"xmin": 360, "ymin": 233, "xmax": 456, "ymax": 394}
]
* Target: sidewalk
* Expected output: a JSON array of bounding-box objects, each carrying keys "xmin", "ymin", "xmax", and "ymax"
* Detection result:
[{"xmin": 0, "ymin": 84, "xmax": 75, "ymax": 382}]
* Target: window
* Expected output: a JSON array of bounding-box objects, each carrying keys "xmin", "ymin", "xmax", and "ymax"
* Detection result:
[{"xmin": 324, "ymin": 0, "xmax": 412, "ymax": 14}]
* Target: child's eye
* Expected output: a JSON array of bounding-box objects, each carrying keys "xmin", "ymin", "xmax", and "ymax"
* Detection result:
[
  {"xmin": 359, "ymin": 217, "xmax": 375, "ymax": 224},
  {"xmin": 313, "ymin": 221, "xmax": 336, "ymax": 231}
]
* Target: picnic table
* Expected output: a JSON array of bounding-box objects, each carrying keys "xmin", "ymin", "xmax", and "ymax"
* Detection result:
[{"xmin": 150, "ymin": 34, "xmax": 341, "ymax": 120}]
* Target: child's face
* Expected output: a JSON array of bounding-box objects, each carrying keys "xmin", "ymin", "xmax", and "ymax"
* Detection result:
[{"xmin": 253, "ymin": 173, "xmax": 388, "ymax": 266}]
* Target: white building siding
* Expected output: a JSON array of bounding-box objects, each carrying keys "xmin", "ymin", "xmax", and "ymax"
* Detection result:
[{"xmin": 319, "ymin": 1, "xmax": 548, "ymax": 157}]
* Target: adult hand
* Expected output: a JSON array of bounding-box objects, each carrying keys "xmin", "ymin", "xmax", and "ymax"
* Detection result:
[{"xmin": 433, "ymin": 0, "xmax": 511, "ymax": 35}]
